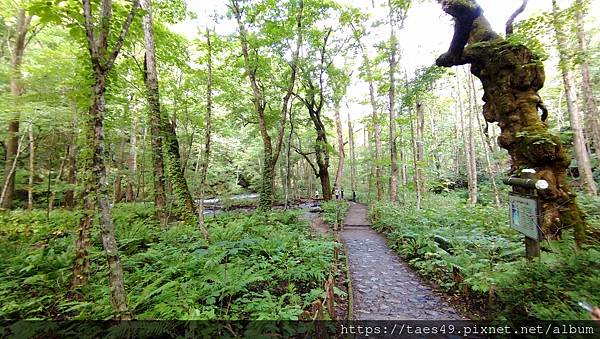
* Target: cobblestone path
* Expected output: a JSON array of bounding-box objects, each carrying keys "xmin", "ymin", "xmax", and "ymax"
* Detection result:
[{"xmin": 341, "ymin": 202, "xmax": 464, "ymax": 320}]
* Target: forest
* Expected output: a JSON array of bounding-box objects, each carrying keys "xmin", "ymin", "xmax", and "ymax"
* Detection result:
[{"xmin": 1, "ymin": 0, "xmax": 600, "ymax": 336}]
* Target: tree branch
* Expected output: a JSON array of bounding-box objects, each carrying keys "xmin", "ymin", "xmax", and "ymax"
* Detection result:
[
  {"xmin": 82, "ymin": 0, "xmax": 99, "ymax": 69},
  {"xmin": 506, "ymin": 0, "xmax": 528, "ymax": 36},
  {"xmin": 105, "ymin": 0, "xmax": 140, "ymax": 72},
  {"xmin": 292, "ymin": 145, "xmax": 319, "ymax": 177}
]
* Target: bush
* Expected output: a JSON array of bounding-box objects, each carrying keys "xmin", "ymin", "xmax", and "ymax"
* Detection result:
[
  {"xmin": 0, "ymin": 206, "xmax": 338, "ymax": 322},
  {"xmin": 369, "ymin": 191, "xmax": 600, "ymax": 321},
  {"xmin": 321, "ymin": 200, "xmax": 349, "ymax": 227}
]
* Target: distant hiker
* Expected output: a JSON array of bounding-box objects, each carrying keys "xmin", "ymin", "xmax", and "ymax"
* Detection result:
[
  {"xmin": 335, "ymin": 187, "xmax": 340, "ymax": 200},
  {"xmin": 315, "ymin": 190, "xmax": 319, "ymax": 200},
  {"xmin": 341, "ymin": 188, "xmax": 344, "ymax": 199}
]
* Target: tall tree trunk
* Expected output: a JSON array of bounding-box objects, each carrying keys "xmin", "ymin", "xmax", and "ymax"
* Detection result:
[
  {"xmin": 142, "ymin": 0, "xmax": 168, "ymax": 223},
  {"xmin": 143, "ymin": 0, "xmax": 195, "ymax": 218},
  {"xmin": 164, "ymin": 118, "xmax": 196, "ymax": 217},
  {"xmin": 0, "ymin": 134, "xmax": 25, "ymax": 207},
  {"xmin": 231, "ymin": 0, "xmax": 303, "ymax": 210},
  {"xmin": 48, "ymin": 145, "xmax": 68, "ymax": 212},
  {"xmin": 552, "ymin": 0, "xmax": 597, "ymax": 196},
  {"xmin": 388, "ymin": 0, "xmax": 399, "ymax": 203},
  {"xmin": 126, "ymin": 110, "xmax": 138, "ymax": 202},
  {"xmin": 353, "ymin": 29, "xmax": 384, "ymax": 201},
  {"xmin": 456, "ymin": 70, "xmax": 477, "ymax": 205},
  {"xmin": 574, "ymin": 0, "xmax": 600, "ymax": 155},
  {"xmin": 430, "ymin": 111, "xmax": 442, "ymax": 174},
  {"xmin": 409, "ymin": 105, "xmax": 421, "ymax": 210},
  {"xmin": 2, "ymin": 9, "xmax": 31, "ymax": 209},
  {"xmin": 436, "ymin": 0, "xmax": 587, "ymax": 243},
  {"xmin": 370, "ymin": 78, "xmax": 384, "ymax": 201},
  {"xmin": 453, "ymin": 93, "xmax": 462, "ymax": 178},
  {"xmin": 285, "ymin": 101, "xmax": 295, "ymax": 209},
  {"xmin": 64, "ymin": 128, "xmax": 78, "ymax": 210},
  {"xmin": 69, "ymin": 0, "xmax": 138, "ymax": 317},
  {"xmin": 347, "ymin": 112, "xmax": 357, "ymax": 197},
  {"xmin": 333, "ymin": 102, "xmax": 345, "ymax": 191},
  {"xmin": 300, "ymin": 99, "xmax": 332, "ymax": 201},
  {"xmin": 198, "ymin": 28, "xmax": 212, "ymax": 239},
  {"xmin": 399, "ymin": 123, "xmax": 407, "ymax": 202},
  {"xmin": 416, "ymin": 99, "xmax": 426, "ymax": 198},
  {"xmin": 465, "ymin": 68, "xmax": 478, "ymax": 205},
  {"xmin": 27, "ymin": 121, "xmax": 34, "ymax": 210},
  {"xmin": 471, "ymin": 73, "xmax": 500, "ymax": 207},
  {"xmin": 113, "ymin": 134, "xmax": 126, "ymax": 204}
]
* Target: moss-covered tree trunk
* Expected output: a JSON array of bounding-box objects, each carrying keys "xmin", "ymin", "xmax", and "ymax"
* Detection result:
[
  {"xmin": 435, "ymin": 0, "xmax": 586, "ymax": 243},
  {"xmin": 164, "ymin": 119, "xmax": 196, "ymax": 217},
  {"xmin": 69, "ymin": 0, "xmax": 138, "ymax": 318},
  {"xmin": 142, "ymin": 0, "xmax": 168, "ymax": 223},
  {"xmin": 310, "ymin": 106, "xmax": 332, "ymax": 201},
  {"xmin": 231, "ymin": 0, "xmax": 303, "ymax": 211}
]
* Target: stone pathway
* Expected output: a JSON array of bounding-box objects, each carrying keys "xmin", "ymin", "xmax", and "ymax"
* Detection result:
[{"xmin": 341, "ymin": 202, "xmax": 464, "ymax": 320}]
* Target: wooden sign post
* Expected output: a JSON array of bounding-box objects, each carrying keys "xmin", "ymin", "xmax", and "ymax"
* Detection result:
[{"xmin": 502, "ymin": 169, "xmax": 548, "ymax": 260}]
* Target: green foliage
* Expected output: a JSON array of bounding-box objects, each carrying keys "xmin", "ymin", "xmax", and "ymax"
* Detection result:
[
  {"xmin": 0, "ymin": 207, "xmax": 337, "ymax": 323},
  {"xmin": 370, "ymin": 191, "xmax": 600, "ymax": 320},
  {"xmin": 321, "ymin": 200, "xmax": 349, "ymax": 226}
]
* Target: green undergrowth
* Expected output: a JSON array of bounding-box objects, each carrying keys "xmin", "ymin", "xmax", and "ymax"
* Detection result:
[
  {"xmin": 321, "ymin": 200, "xmax": 350, "ymax": 227},
  {"xmin": 369, "ymin": 191, "xmax": 600, "ymax": 321},
  {"xmin": 0, "ymin": 203, "xmax": 338, "ymax": 321}
]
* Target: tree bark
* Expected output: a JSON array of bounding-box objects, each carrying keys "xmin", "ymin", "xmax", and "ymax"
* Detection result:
[
  {"xmin": 436, "ymin": 0, "xmax": 587, "ymax": 243},
  {"xmin": 285, "ymin": 101, "xmax": 296, "ymax": 209},
  {"xmin": 70, "ymin": 0, "xmax": 138, "ymax": 317},
  {"xmin": 416, "ymin": 99, "xmax": 426, "ymax": 198},
  {"xmin": 64, "ymin": 126, "xmax": 78, "ymax": 210},
  {"xmin": 113, "ymin": 134, "xmax": 126, "ymax": 204},
  {"xmin": 347, "ymin": 112, "xmax": 357, "ymax": 197},
  {"xmin": 369, "ymin": 70, "xmax": 384, "ymax": 201},
  {"xmin": 231, "ymin": 0, "xmax": 303, "ymax": 210},
  {"xmin": 27, "ymin": 121, "xmax": 34, "ymax": 210},
  {"xmin": 164, "ymin": 118, "xmax": 196, "ymax": 217},
  {"xmin": 48, "ymin": 145, "xmax": 68, "ymax": 212},
  {"xmin": 142, "ymin": 0, "xmax": 195, "ymax": 218},
  {"xmin": 387, "ymin": 0, "xmax": 408, "ymax": 203},
  {"xmin": 0, "ymin": 134, "xmax": 25, "ymax": 207},
  {"xmin": 333, "ymin": 102, "xmax": 345, "ymax": 192},
  {"xmin": 142, "ymin": 0, "xmax": 168, "ymax": 223},
  {"xmin": 464, "ymin": 68, "xmax": 478, "ymax": 205},
  {"xmin": 399, "ymin": 124, "xmax": 407, "ymax": 201},
  {"xmin": 471, "ymin": 73, "xmax": 500, "ymax": 207},
  {"xmin": 409, "ymin": 104, "xmax": 421, "ymax": 210},
  {"xmin": 574, "ymin": 0, "xmax": 600, "ymax": 156},
  {"xmin": 310, "ymin": 106, "xmax": 332, "ymax": 201},
  {"xmin": 388, "ymin": 4, "xmax": 399, "ymax": 203},
  {"xmin": 551, "ymin": 0, "xmax": 597, "ymax": 196},
  {"xmin": 2, "ymin": 9, "xmax": 32, "ymax": 209},
  {"xmin": 456, "ymin": 69, "xmax": 477, "ymax": 205},
  {"xmin": 352, "ymin": 27, "xmax": 384, "ymax": 201},
  {"xmin": 198, "ymin": 28, "xmax": 212, "ymax": 239},
  {"xmin": 126, "ymin": 108, "xmax": 138, "ymax": 202}
]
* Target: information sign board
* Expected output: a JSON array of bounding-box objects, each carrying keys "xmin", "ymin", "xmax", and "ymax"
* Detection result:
[{"xmin": 508, "ymin": 193, "xmax": 540, "ymax": 240}]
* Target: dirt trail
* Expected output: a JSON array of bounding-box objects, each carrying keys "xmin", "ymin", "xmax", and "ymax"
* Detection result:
[{"xmin": 341, "ymin": 202, "xmax": 464, "ymax": 320}]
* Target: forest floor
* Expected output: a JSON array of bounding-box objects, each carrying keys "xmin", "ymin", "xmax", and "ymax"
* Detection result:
[{"xmin": 341, "ymin": 202, "xmax": 465, "ymax": 320}]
